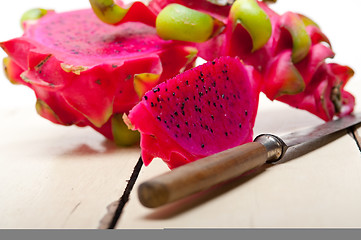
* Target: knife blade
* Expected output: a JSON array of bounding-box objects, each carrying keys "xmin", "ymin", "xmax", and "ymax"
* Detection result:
[{"xmin": 138, "ymin": 112, "xmax": 361, "ymax": 208}]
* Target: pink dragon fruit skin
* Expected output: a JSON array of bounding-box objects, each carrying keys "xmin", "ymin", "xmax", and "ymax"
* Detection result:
[
  {"xmin": 126, "ymin": 56, "xmax": 260, "ymax": 169},
  {"xmin": 0, "ymin": 9, "xmax": 197, "ymax": 144}
]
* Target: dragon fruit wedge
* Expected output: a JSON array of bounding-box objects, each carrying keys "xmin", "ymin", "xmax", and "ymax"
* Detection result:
[
  {"xmin": 0, "ymin": 8, "xmax": 197, "ymax": 145},
  {"xmin": 125, "ymin": 56, "xmax": 260, "ymax": 169}
]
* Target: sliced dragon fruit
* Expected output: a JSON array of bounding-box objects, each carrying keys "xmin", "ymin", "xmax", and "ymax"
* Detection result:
[
  {"xmin": 125, "ymin": 56, "xmax": 260, "ymax": 169},
  {"xmin": 0, "ymin": 8, "xmax": 197, "ymax": 145}
]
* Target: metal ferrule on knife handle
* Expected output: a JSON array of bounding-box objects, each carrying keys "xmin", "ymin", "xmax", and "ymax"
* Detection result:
[
  {"xmin": 254, "ymin": 134, "xmax": 287, "ymax": 163},
  {"xmin": 138, "ymin": 136, "xmax": 286, "ymax": 208}
]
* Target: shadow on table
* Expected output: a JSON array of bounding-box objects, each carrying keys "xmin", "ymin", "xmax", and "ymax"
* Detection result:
[{"xmin": 59, "ymin": 139, "xmax": 140, "ymax": 158}]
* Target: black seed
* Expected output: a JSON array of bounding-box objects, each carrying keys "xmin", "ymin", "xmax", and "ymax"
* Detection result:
[
  {"xmin": 157, "ymin": 116, "xmax": 161, "ymax": 121},
  {"xmin": 245, "ymin": 110, "xmax": 248, "ymax": 116},
  {"xmin": 185, "ymin": 80, "xmax": 189, "ymax": 85},
  {"xmin": 189, "ymin": 132, "xmax": 192, "ymax": 138},
  {"xmin": 239, "ymin": 123, "xmax": 242, "ymax": 128},
  {"xmin": 165, "ymin": 88, "xmax": 168, "ymax": 92},
  {"xmin": 222, "ymin": 94, "xmax": 225, "ymax": 99},
  {"xmin": 210, "ymin": 128, "xmax": 214, "ymax": 133},
  {"xmin": 193, "ymin": 96, "xmax": 196, "ymax": 100},
  {"xmin": 196, "ymin": 84, "xmax": 199, "ymax": 88},
  {"xmin": 212, "ymin": 61, "xmax": 215, "ymax": 65},
  {"xmin": 211, "ymin": 115, "xmax": 214, "ymax": 120},
  {"xmin": 181, "ymin": 103, "xmax": 185, "ymax": 110},
  {"xmin": 200, "ymin": 71, "xmax": 204, "ymax": 77},
  {"xmin": 157, "ymin": 97, "xmax": 160, "ymax": 102},
  {"xmin": 174, "ymin": 111, "xmax": 178, "ymax": 116},
  {"xmin": 95, "ymin": 79, "xmax": 101, "ymax": 85},
  {"xmin": 167, "ymin": 97, "xmax": 170, "ymax": 101},
  {"xmin": 198, "ymin": 108, "xmax": 202, "ymax": 113},
  {"xmin": 201, "ymin": 144, "xmax": 205, "ymax": 148},
  {"xmin": 144, "ymin": 96, "xmax": 148, "ymax": 100},
  {"xmin": 150, "ymin": 102, "xmax": 154, "ymax": 107},
  {"xmin": 225, "ymin": 132, "xmax": 228, "ymax": 136},
  {"xmin": 199, "ymin": 92, "xmax": 203, "ymax": 97},
  {"xmin": 212, "ymin": 82, "xmax": 216, "ymax": 87},
  {"xmin": 172, "ymin": 92, "xmax": 175, "ymax": 96},
  {"xmin": 185, "ymin": 121, "xmax": 188, "ymax": 126},
  {"xmin": 220, "ymin": 104, "xmax": 223, "ymax": 108},
  {"xmin": 176, "ymin": 124, "xmax": 180, "ymax": 128},
  {"xmin": 176, "ymin": 86, "xmax": 180, "ymax": 90},
  {"xmin": 164, "ymin": 120, "xmax": 167, "ymax": 124},
  {"xmin": 182, "ymin": 111, "xmax": 185, "ymax": 116},
  {"xmin": 213, "ymin": 102, "xmax": 216, "ymax": 107},
  {"xmin": 208, "ymin": 100, "xmax": 211, "ymax": 106}
]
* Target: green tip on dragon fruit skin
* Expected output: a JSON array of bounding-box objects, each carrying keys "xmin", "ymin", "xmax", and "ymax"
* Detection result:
[
  {"xmin": 297, "ymin": 14, "xmax": 320, "ymax": 28},
  {"xmin": 156, "ymin": 4, "xmax": 217, "ymax": 43},
  {"xmin": 111, "ymin": 114, "xmax": 140, "ymax": 146},
  {"xmin": 281, "ymin": 12, "xmax": 312, "ymax": 63},
  {"xmin": 89, "ymin": 0, "xmax": 128, "ymax": 25},
  {"xmin": 20, "ymin": 8, "xmax": 50, "ymax": 29},
  {"xmin": 230, "ymin": 0, "xmax": 272, "ymax": 52}
]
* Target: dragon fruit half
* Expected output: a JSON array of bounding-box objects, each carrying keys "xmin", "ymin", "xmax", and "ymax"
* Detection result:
[
  {"xmin": 0, "ymin": 8, "xmax": 197, "ymax": 145},
  {"xmin": 125, "ymin": 56, "xmax": 260, "ymax": 169}
]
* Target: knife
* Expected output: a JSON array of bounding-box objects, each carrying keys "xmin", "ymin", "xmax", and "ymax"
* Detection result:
[{"xmin": 138, "ymin": 113, "xmax": 361, "ymax": 208}]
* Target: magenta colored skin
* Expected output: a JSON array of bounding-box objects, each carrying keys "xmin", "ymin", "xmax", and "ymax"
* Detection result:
[
  {"xmin": 127, "ymin": 56, "xmax": 260, "ymax": 169},
  {"xmin": 0, "ymin": 9, "xmax": 197, "ymax": 140}
]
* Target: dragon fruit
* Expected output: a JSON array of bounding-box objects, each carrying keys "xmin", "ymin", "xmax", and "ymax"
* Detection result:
[
  {"xmin": 211, "ymin": 0, "xmax": 355, "ymax": 121},
  {"xmin": 0, "ymin": 8, "xmax": 197, "ymax": 145},
  {"xmin": 139, "ymin": 0, "xmax": 355, "ymax": 121},
  {"xmin": 125, "ymin": 56, "xmax": 260, "ymax": 169}
]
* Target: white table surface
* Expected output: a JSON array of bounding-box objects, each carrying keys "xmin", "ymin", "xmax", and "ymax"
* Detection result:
[{"xmin": 0, "ymin": 0, "xmax": 360, "ymax": 229}]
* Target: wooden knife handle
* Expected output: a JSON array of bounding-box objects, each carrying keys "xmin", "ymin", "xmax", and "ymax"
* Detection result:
[{"xmin": 138, "ymin": 142, "xmax": 270, "ymax": 208}]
